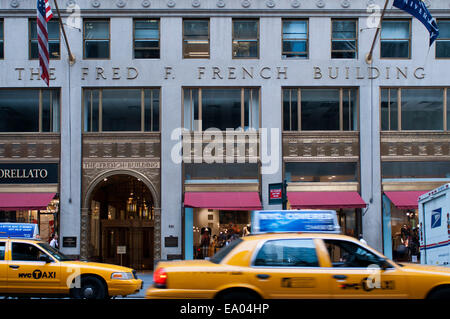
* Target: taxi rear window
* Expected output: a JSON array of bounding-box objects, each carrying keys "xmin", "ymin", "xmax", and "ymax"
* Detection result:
[{"xmin": 210, "ymin": 238, "xmax": 243, "ymax": 264}]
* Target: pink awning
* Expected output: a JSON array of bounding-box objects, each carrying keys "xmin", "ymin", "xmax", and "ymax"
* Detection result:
[
  {"xmin": 384, "ymin": 191, "xmax": 428, "ymax": 210},
  {"xmin": 0, "ymin": 193, "xmax": 55, "ymax": 211},
  {"xmin": 184, "ymin": 192, "xmax": 262, "ymax": 211},
  {"xmin": 287, "ymin": 191, "xmax": 367, "ymax": 209}
]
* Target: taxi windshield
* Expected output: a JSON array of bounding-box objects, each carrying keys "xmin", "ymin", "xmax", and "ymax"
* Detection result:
[
  {"xmin": 38, "ymin": 242, "xmax": 74, "ymax": 261},
  {"xmin": 210, "ymin": 238, "xmax": 243, "ymax": 264}
]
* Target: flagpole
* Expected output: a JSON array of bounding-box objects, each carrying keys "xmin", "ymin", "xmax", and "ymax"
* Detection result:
[
  {"xmin": 53, "ymin": 0, "xmax": 76, "ymax": 64},
  {"xmin": 365, "ymin": 0, "xmax": 390, "ymax": 64}
]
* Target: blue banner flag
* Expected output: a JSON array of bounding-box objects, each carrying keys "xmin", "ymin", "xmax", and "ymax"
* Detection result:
[{"xmin": 393, "ymin": 0, "xmax": 439, "ymax": 46}]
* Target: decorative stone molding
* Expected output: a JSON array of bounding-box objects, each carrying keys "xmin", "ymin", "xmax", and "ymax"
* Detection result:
[
  {"xmin": 91, "ymin": 0, "xmax": 101, "ymax": 8},
  {"xmin": 217, "ymin": 0, "xmax": 226, "ymax": 8},
  {"xmin": 266, "ymin": 0, "xmax": 275, "ymax": 8},
  {"xmin": 10, "ymin": 0, "xmax": 19, "ymax": 8},
  {"xmin": 192, "ymin": 0, "xmax": 201, "ymax": 8},
  {"xmin": 167, "ymin": 0, "xmax": 176, "ymax": 8},
  {"xmin": 116, "ymin": 0, "xmax": 127, "ymax": 8},
  {"xmin": 142, "ymin": 0, "xmax": 151, "ymax": 7},
  {"xmin": 291, "ymin": 0, "xmax": 301, "ymax": 8},
  {"xmin": 316, "ymin": 0, "xmax": 325, "ymax": 8},
  {"xmin": 241, "ymin": 0, "xmax": 251, "ymax": 8},
  {"xmin": 341, "ymin": 0, "xmax": 350, "ymax": 8}
]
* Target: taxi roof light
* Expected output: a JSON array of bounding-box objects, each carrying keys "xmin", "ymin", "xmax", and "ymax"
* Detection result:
[{"xmin": 251, "ymin": 210, "xmax": 341, "ymax": 234}]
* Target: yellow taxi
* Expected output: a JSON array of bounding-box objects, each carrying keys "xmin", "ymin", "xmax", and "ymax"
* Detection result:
[
  {"xmin": 147, "ymin": 232, "xmax": 450, "ymax": 299},
  {"xmin": 0, "ymin": 225, "xmax": 142, "ymax": 299}
]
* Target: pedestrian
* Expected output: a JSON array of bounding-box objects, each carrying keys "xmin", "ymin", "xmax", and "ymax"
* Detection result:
[
  {"xmin": 358, "ymin": 234, "xmax": 367, "ymax": 245},
  {"xmin": 50, "ymin": 233, "xmax": 59, "ymax": 249}
]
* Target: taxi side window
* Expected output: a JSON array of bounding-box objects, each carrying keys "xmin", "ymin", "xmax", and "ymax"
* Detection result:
[
  {"xmin": 12, "ymin": 243, "xmax": 45, "ymax": 262},
  {"xmin": 325, "ymin": 240, "xmax": 383, "ymax": 268},
  {"xmin": 0, "ymin": 242, "xmax": 5, "ymax": 260},
  {"xmin": 254, "ymin": 239, "xmax": 319, "ymax": 267}
]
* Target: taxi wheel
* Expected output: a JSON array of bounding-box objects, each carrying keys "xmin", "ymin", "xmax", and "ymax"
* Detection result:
[
  {"xmin": 71, "ymin": 276, "xmax": 107, "ymax": 300},
  {"xmin": 427, "ymin": 286, "xmax": 450, "ymax": 299},
  {"xmin": 215, "ymin": 289, "xmax": 261, "ymax": 301}
]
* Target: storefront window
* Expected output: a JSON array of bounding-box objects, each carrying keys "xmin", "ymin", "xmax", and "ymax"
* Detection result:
[
  {"xmin": 0, "ymin": 89, "xmax": 60, "ymax": 133},
  {"xmin": 283, "ymin": 88, "xmax": 358, "ymax": 131},
  {"xmin": 390, "ymin": 205, "xmax": 419, "ymax": 262},
  {"xmin": 83, "ymin": 88, "xmax": 160, "ymax": 132},
  {"xmin": 193, "ymin": 208, "xmax": 251, "ymax": 259},
  {"xmin": 185, "ymin": 163, "xmax": 258, "ymax": 180}
]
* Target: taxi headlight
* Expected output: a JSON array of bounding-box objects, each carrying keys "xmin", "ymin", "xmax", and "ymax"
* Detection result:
[{"xmin": 111, "ymin": 272, "xmax": 134, "ymax": 280}]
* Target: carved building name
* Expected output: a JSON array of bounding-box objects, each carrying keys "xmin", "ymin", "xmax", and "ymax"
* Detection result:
[{"xmin": 13, "ymin": 65, "xmax": 427, "ymax": 81}]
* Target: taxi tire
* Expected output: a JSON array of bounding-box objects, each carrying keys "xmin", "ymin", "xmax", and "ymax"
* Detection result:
[
  {"xmin": 71, "ymin": 276, "xmax": 107, "ymax": 300},
  {"xmin": 427, "ymin": 286, "xmax": 450, "ymax": 300},
  {"xmin": 215, "ymin": 289, "xmax": 261, "ymax": 301}
]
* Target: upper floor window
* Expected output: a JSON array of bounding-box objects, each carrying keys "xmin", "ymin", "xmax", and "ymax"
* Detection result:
[
  {"xmin": 0, "ymin": 89, "xmax": 60, "ymax": 133},
  {"xmin": 83, "ymin": 88, "xmax": 160, "ymax": 132},
  {"xmin": 134, "ymin": 19, "xmax": 160, "ymax": 59},
  {"xmin": 232, "ymin": 19, "xmax": 259, "ymax": 59},
  {"xmin": 282, "ymin": 20, "xmax": 308, "ymax": 59},
  {"xmin": 381, "ymin": 20, "xmax": 411, "ymax": 59},
  {"xmin": 0, "ymin": 20, "xmax": 4, "ymax": 59},
  {"xmin": 84, "ymin": 19, "xmax": 110, "ymax": 59},
  {"xmin": 436, "ymin": 20, "xmax": 450, "ymax": 59},
  {"xmin": 381, "ymin": 88, "xmax": 447, "ymax": 131},
  {"xmin": 283, "ymin": 88, "xmax": 358, "ymax": 131},
  {"xmin": 29, "ymin": 20, "xmax": 60, "ymax": 60},
  {"xmin": 331, "ymin": 19, "xmax": 358, "ymax": 59},
  {"xmin": 183, "ymin": 19, "xmax": 209, "ymax": 59},
  {"xmin": 183, "ymin": 88, "xmax": 260, "ymax": 131}
]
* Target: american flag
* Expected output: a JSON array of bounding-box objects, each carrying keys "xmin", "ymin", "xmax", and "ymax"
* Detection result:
[{"xmin": 37, "ymin": 0, "xmax": 53, "ymax": 86}]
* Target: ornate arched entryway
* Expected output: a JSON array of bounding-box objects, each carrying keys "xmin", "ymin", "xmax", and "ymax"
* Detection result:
[{"xmin": 82, "ymin": 170, "xmax": 160, "ymax": 270}]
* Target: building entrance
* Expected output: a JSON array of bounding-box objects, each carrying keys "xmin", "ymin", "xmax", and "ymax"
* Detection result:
[{"xmin": 88, "ymin": 174, "xmax": 155, "ymax": 270}]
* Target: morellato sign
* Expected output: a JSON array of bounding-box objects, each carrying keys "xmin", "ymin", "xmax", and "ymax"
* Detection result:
[{"xmin": 0, "ymin": 163, "xmax": 58, "ymax": 184}]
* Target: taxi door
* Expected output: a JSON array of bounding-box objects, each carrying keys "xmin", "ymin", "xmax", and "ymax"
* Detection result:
[
  {"xmin": 320, "ymin": 239, "xmax": 409, "ymax": 299},
  {"xmin": 0, "ymin": 241, "xmax": 7, "ymax": 293},
  {"xmin": 7, "ymin": 241, "xmax": 61, "ymax": 294},
  {"xmin": 248, "ymin": 238, "xmax": 331, "ymax": 298}
]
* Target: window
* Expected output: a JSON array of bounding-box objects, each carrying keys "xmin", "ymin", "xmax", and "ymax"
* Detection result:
[
  {"xmin": 382, "ymin": 161, "xmax": 450, "ymax": 179},
  {"xmin": 253, "ymin": 239, "xmax": 319, "ymax": 267},
  {"xmin": 232, "ymin": 19, "xmax": 259, "ymax": 58},
  {"xmin": 183, "ymin": 88, "xmax": 259, "ymax": 131},
  {"xmin": 283, "ymin": 88, "xmax": 358, "ymax": 131},
  {"xmin": 285, "ymin": 162, "xmax": 358, "ymax": 182},
  {"xmin": 185, "ymin": 163, "xmax": 259, "ymax": 180},
  {"xmin": 29, "ymin": 20, "xmax": 60, "ymax": 59},
  {"xmin": 331, "ymin": 19, "xmax": 358, "ymax": 59},
  {"xmin": 282, "ymin": 20, "xmax": 308, "ymax": 59},
  {"xmin": 0, "ymin": 20, "xmax": 3, "ymax": 59},
  {"xmin": 134, "ymin": 19, "xmax": 159, "ymax": 59},
  {"xmin": 436, "ymin": 20, "xmax": 450, "ymax": 58},
  {"xmin": 324, "ymin": 239, "xmax": 387, "ymax": 268},
  {"xmin": 83, "ymin": 88, "xmax": 160, "ymax": 132},
  {"xmin": 12, "ymin": 243, "xmax": 47, "ymax": 262},
  {"xmin": 0, "ymin": 89, "xmax": 60, "ymax": 133},
  {"xmin": 183, "ymin": 19, "xmax": 209, "ymax": 58},
  {"xmin": 84, "ymin": 20, "xmax": 110, "ymax": 59},
  {"xmin": 381, "ymin": 20, "xmax": 411, "ymax": 59},
  {"xmin": 0, "ymin": 242, "xmax": 5, "ymax": 260},
  {"xmin": 381, "ymin": 88, "xmax": 446, "ymax": 131}
]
